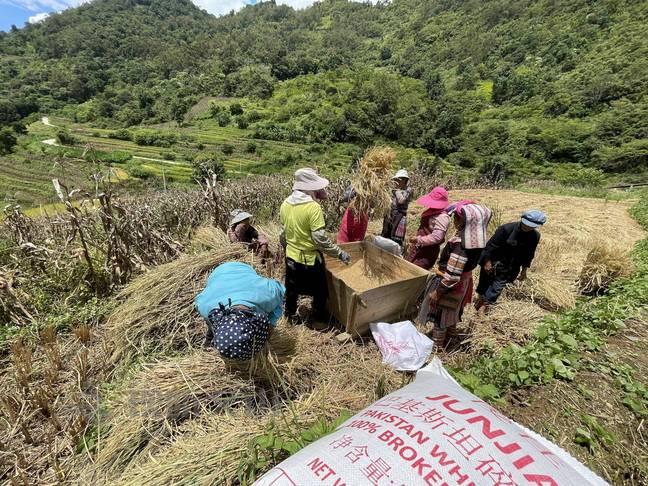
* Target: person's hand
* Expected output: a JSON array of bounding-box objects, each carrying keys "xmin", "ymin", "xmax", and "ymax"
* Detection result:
[
  {"xmin": 429, "ymin": 289, "xmax": 439, "ymax": 305},
  {"xmin": 483, "ymin": 260, "xmax": 493, "ymax": 273},
  {"xmin": 409, "ymin": 236, "xmax": 419, "ymax": 245},
  {"xmin": 339, "ymin": 251, "xmax": 351, "ymax": 264},
  {"xmin": 518, "ymin": 268, "xmax": 527, "ymax": 281}
]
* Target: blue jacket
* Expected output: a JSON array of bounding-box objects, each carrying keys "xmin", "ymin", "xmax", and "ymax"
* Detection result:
[{"xmin": 195, "ymin": 262, "xmax": 285, "ymax": 326}]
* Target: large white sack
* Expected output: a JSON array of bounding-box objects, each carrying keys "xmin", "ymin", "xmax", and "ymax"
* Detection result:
[
  {"xmin": 370, "ymin": 321, "xmax": 434, "ymax": 371},
  {"xmin": 255, "ymin": 358, "xmax": 607, "ymax": 486}
]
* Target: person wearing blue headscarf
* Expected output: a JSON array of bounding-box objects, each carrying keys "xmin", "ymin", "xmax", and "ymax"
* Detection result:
[
  {"xmin": 475, "ymin": 210, "xmax": 547, "ymax": 313},
  {"xmin": 195, "ymin": 262, "xmax": 285, "ymax": 360}
]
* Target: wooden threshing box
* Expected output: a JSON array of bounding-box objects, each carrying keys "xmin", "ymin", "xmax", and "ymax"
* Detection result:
[{"xmin": 325, "ymin": 241, "xmax": 430, "ymax": 336}]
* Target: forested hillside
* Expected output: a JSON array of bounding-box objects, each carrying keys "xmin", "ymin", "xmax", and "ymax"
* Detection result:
[{"xmin": 1, "ymin": 0, "xmax": 647, "ymax": 183}]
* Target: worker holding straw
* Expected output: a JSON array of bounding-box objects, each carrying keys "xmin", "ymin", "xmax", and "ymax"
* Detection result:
[
  {"xmin": 228, "ymin": 209, "xmax": 271, "ymax": 260},
  {"xmin": 418, "ymin": 201, "xmax": 491, "ymax": 347},
  {"xmin": 475, "ymin": 210, "xmax": 546, "ymax": 313},
  {"xmin": 382, "ymin": 169, "xmax": 413, "ymax": 248},
  {"xmin": 280, "ymin": 168, "xmax": 351, "ymax": 323},
  {"xmin": 407, "ymin": 186, "xmax": 451, "ymax": 270},
  {"xmin": 337, "ymin": 185, "xmax": 369, "ymax": 243},
  {"xmin": 195, "ymin": 262, "xmax": 285, "ymax": 361}
]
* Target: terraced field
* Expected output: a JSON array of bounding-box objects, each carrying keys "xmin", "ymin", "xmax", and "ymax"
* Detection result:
[
  {"xmin": 0, "ymin": 152, "xmax": 123, "ymax": 205},
  {"xmin": 1, "ymin": 115, "xmax": 359, "ymax": 207}
]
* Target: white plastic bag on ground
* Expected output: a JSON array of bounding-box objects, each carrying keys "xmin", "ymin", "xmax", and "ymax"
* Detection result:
[
  {"xmin": 370, "ymin": 321, "xmax": 433, "ymax": 371},
  {"xmin": 254, "ymin": 358, "xmax": 607, "ymax": 486}
]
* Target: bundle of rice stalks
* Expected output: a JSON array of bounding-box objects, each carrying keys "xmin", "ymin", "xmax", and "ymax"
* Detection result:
[
  {"xmin": 114, "ymin": 387, "xmax": 339, "ymax": 486},
  {"xmin": 349, "ymin": 146, "xmax": 395, "ymax": 217},
  {"xmin": 504, "ymin": 274, "xmax": 575, "ymax": 311},
  {"xmin": 84, "ymin": 352, "xmax": 258, "ymax": 479},
  {"xmin": 464, "ymin": 300, "xmax": 548, "ymax": 353},
  {"xmin": 578, "ymin": 242, "xmax": 632, "ymax": 296},
  {"xmin": 80, "ymin": 325, "xmax": 401, "ymax": 483},
  {"xmin": 106, "ymin": 249, "xmax": 248, "ymax": 364},
  {"xmin": 190, "ymin": 225, "xmax": 231, "ymax": 251}
]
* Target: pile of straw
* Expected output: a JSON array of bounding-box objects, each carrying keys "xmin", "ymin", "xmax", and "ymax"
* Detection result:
[
  {"xmin": 106, "ymin": 248, "xmax": 249, "ymax": 364},
  {"xmin": 190, "ymin": 226, "xmax": 231, "ymax": 251},
  {"xmin": 80, "ymin": 325, "xmax": 401, "ymax": 483},
  {"xmin": 578, "ymin": 242, "xmax": 632, "ymax": 296},
  {"xmin": 114, "ymin": 387, "xmax": 338, "ymax": 486},
  {"xmin": 504, "ymin": 275, "xmax": 576, "ymax": 311},
  {"xmin": 465, "ymin": 300, "xmax": 548, "ymax": 353},
  {"xmin": 349, "ymin": 146, "xmax": 395, "ymax": 217}
]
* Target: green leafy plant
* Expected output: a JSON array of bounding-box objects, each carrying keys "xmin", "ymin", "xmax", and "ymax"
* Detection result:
[{"xmin": 238, "ymin": 410, "xmax": 352, "ymax": 484}]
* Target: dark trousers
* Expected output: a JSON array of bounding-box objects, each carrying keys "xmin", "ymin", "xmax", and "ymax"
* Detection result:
[
  {"xmin": 285, "ymin": 257, "xmax": 328, "ymax": 317},
  {"xmin": 476, "ymin": 265, "xmax": 517, "ymax": 304}
]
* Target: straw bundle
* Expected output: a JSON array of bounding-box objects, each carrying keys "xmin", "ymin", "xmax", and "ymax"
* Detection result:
[
  {"xmin": 114, "ymin": 387, "xmax": 340, "ymax": 486},
  {"xmin": 85, "ymin": 352, "xmax": 258, "ymax": 478},
  {"xmin": 106, "ymin": 249, "xmax": 249, "ymax": 364},
  {"xmin": 578, "ymin": 242, "xmax": 632, "ymax": 296},
  {"xmin": 81, "ymin": 326, "xmax": 400, "ymax": 484},
  {"xmin": 503, "ymin": 275, "xmax": 575, "ymax": 311},
  {"xmin": 349, "ymin": 146, "xmax": 395, "ymax": 217},
  {"xmin": 465, "ymin": 300, "xmax": 548, "ymax": 353},
  {"xmin": 190, "ymin": 226, "xmax": 231, "ymax": 251}
]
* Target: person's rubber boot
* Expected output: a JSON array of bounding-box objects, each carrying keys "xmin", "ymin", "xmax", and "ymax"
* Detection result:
[
  {"xmin": 474, "ymin": 296, "xmax": 485, "ymax": 311},
  {"xmin": 309, "ymin": 311, "xmax": 331, "ymax": 331},
  {"xmin": 432, "ymin": 327, "xmax": 447, "ymax": 349}
]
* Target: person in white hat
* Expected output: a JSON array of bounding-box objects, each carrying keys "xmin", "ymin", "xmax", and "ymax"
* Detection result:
[
  {"xmin": 381, "ymin": 169, "xmax": 413, "ymax": 247},
  {"xmin": 228, "ymin": 209, "xmax": 270, "ymax": 260},
  {"xmin": 280, "ymin": 168, "xmax": 351, "ymax": 324}
]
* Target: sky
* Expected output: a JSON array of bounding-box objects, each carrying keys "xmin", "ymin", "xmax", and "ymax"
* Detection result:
[{"xmin": 0, "ymin": 0, "xmax": 317, "ymax": 32}]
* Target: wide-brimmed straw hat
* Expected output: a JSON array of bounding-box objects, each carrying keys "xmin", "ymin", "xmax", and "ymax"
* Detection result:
[
  {"xmin": 392, "ymin": 169, "xmax": 409, "ymax": 180},
  {"xmin": 230, "ymin": 209, "xmax": 253, "ymax": 226},
  {"xmin": 293, "ymin": 168, "xmax": 329, "ymax": 191},
  {"xmin": 416, "ymin": 186, "xmax": 449, "ymax": 210}
]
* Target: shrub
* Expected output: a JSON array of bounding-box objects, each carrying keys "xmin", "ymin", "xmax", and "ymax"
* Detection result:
[
  {"xmin": 110, "ymin": 128, "xmax": 132, "ymax": 141},
  {"xmin": 247, "ymin": 110, "xmax": 262, "ymax": 123},
  {"xmin": 246, "ymin": 141, "xmax": 257, "ymax": 154},
  {"xmin": 133, "ymin": 130, "xmax": 177, "ymax": 147},
  {"xmin": 229, "ymin": 103, "xmax": 243, "ymax": 115},
  {"xmin": 162, "ymin": 153, "xmax": 176, "ymax": 161},
  {"xmin": 236, "ymin": 116, "xmax": 249, "ymax": 129},
  {"xmin": 0, "ymin": 127, "xmax": 17, "ymax": 154},
  {"xmin": 192, "ymin": 152, "xmax": 225, "ymax": 181},
  {"xmin": 555, "ymin": 166, "xmax": 606, "ymax": 187},
  {"xmin": 126, "ymin": 162, "xmax": 152, "ymax": 180},
  {"xmin": 221, "ymin": 144, "xmax": 235, "ymax": 155},
  {"xmin": 216, "ymin": 112, "xmax": 231, "ymax": 127},
  {"xmin": 56, "ymin": 129, "xmax": 77, "ymax": 146}
]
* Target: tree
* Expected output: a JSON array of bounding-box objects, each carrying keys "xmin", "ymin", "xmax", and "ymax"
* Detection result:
[
  {"xmin": 0, "ymin": 127, "xmax": 17, "ymax": 155},
  {"xmin": 192, "ymin": 152, "xmax": 225, "ymax": 182}
]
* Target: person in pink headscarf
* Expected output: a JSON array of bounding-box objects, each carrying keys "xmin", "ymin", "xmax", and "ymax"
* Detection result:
[{"xmin": 406, "ymin": 187, "xmax": 451, "ymax": 270}]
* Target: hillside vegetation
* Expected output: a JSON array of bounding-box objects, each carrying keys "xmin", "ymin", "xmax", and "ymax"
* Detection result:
[{"xmin": 1, "ymin": 0, "xmax": 647, "ymax": 199}]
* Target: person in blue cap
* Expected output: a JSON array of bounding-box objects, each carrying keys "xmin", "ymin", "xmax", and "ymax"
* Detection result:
[
  {"xmin": 475, "ymin": 209, "xmax": 547, "ymax": 313},
  {"xmin": 195, "ymin": 262, "xmax": 285, "ymax": 361}
]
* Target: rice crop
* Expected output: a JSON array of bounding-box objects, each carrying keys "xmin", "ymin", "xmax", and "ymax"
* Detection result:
[
  {"xmin": 578, "ymin": 241, "xmax": 632, "ymax": 296},
  {"xmin": 349, "ymin": 146, "xmax": 395, "ymax": 218}
]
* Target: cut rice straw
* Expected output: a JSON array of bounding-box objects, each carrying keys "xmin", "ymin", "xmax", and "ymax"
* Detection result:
[
  {"xmin": 106, "ymin": 248, "xmax": 249, "ymax": 364},
  {"xmin": 464, "ymin": 300, "xmax": 548, "ymax": 353},
  {"xmin": 349, "ymin": 146, "xmax": 395, "ymax": 218},
  {"xmin": 578, "ymin": 241, "xmax": 632, "ymax": 296}
]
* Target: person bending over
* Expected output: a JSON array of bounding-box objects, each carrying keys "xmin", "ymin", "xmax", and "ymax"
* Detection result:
[
  {"xmin": 475, "ymin": 210, "xmax": 547, "ymax": 313},
  {"xmin": 195, "ymin": 262, "xmax": 284, "ymax": 361}
]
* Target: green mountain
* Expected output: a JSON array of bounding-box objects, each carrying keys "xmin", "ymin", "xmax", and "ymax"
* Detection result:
[{"xmin": 1, "ymin": 0, "xmax": 647, "ymax": 180}]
